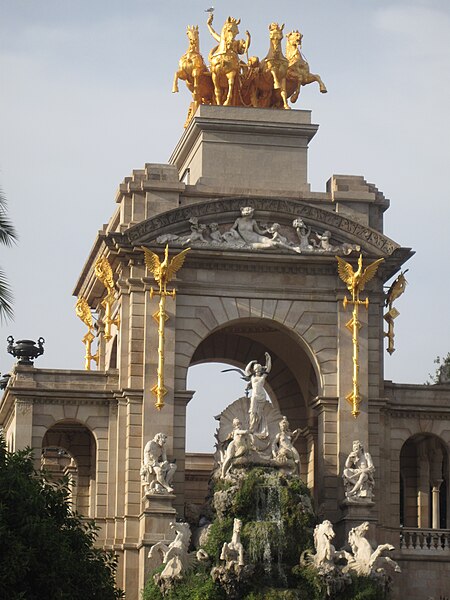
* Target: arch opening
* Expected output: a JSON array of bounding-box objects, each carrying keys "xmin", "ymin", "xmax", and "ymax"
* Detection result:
[
  {"xmin": 399, "ymin": 433, "xmax": 449, "ymax": 529},
  {"xmin": 42, "ymin": 420, "xmax": 97, "ymax": 517},
  {"xmin": 184, "ymin": 318, "xmax": 320, "ymax": 518}
]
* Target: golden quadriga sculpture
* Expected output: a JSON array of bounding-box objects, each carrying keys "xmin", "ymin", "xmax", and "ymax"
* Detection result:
[{"xmin": 173, "ymin": 14, "xmax": 327, "ymax": 126}]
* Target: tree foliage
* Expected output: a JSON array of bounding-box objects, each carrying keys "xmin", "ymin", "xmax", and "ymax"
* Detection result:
[
  {"xmin": 427, "ymin": 352, "xmax": 450, "ymax": 385},
  {"xmin": 0, "ymin": 437, "xmax": 123, "ymax": 599}
]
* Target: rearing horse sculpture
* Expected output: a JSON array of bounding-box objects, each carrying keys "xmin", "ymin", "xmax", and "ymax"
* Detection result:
[
  {"xmin": 207, "ymin": 14, "xmax": 251, "ymax": 106},
  {"xmin": 259, "ymin": 23, "xmax": 290, "ymax": 109},
  {"xmin": 173, "ymin": 25, "xmax": 213, "ymax": 124},
  {"xmin": 286, "ymin": 30, "xmax": 327, "ymax": 103}
]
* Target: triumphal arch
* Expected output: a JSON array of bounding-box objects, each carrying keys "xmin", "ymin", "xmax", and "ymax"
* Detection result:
[{"xmin": 1, "ymin": 14, "xmax": 450, "ymax": 600}]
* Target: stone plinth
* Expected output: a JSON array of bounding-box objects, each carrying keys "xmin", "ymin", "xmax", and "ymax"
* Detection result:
[
  {"xmin": 138, "ymin": 493, "xmax": 177, "ymax": 591},
  {"xmin": 335, "ymin": 500, "xmax": 376, "ymax": 548},
  {"xmin": 169, "ymin": 105, "xmax": 318, "ymax": 194}
]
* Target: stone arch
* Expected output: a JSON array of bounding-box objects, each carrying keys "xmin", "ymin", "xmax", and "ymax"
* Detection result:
[
  {"xmin": 178, "ymin": 314, "xmax": 324, "ymax": 516},
  {"xmin": 42, "ymin": 420, "xmax": 97, "ymax": 517},
  {"xmin": 187, "ymin": 317, "xmax": 320, "ymax": 426},
  {"xmin": 175, "ymin": 294, "xmax": 337, "ymax": 398},
  {"xmin": 399, "ymin": 433, "xmax": 449, "ymax": 529}
]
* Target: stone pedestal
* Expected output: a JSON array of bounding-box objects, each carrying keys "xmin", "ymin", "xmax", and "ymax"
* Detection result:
[
  {"xmin": 335, "ymin": 500, "xmax": 376, "ymax": 548},
  {"xmin": 138, "ymin": 493, "xmax": 176, "ymax": 591},
  {"xmin": 169, "ymin": 105, "xmax": 318, "ymax": 194}
]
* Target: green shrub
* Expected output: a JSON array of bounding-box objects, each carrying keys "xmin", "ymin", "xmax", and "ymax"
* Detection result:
[{"xmin": 142, "ymin": 569, "xmax": 225, "ymax": 600}]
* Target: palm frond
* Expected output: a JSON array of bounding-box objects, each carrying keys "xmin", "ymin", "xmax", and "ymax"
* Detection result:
[
  {"xmin": 0, "ymin": 188, "xmax": 17, "ymax": 245},
  {"xmin": 0, "ymin": 268, "xmax": 14, "ymax": 322}
]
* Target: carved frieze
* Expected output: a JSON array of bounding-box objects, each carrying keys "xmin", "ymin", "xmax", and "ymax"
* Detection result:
[
  {"xmin": 388, "ymin": 409, "xmax": 450, "ymax": 421},
  {"xmin": 126, "ymin": 197, "xmax": 400, "ymax": 256}
]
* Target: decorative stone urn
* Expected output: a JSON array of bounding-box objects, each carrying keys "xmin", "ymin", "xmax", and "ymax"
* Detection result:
[{"xmin": 7, "ymin": 336, "xmax": 45, "ymax": 366}]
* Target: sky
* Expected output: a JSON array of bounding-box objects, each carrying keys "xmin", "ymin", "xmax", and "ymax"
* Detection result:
[{"xmin": 1, "ymin": 0, "xmax": 449, "ymax": 451}]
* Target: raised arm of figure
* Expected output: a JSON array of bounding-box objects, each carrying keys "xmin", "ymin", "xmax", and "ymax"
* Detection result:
[
  {"xmin": 264, "ymin": 352, "xmax": 272, "ymax": 374},
  {"xmin": 245, "ymin": 359, "xmax": 257, "ymax": 377},
  {"xmin": 207, "ymin": 13, "xmax": 221, "ymax": 42}
]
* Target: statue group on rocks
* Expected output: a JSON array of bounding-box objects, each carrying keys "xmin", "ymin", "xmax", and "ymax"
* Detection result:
[
  {"xmin": 156, "ymin": 207, "xmax": 361, "ymax": 256},
  {"xmin": 141, "ymin": 353, "xmax": 400, "ymax": 598},
  {"xmin": 302, "ymin": 519, "xmax": 400, "ymax": 597},
  {"xmin": 173, "ymin": 13, "xmax": 327, "ymax": 125}
]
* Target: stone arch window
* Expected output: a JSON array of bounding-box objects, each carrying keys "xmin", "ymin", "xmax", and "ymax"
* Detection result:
[
  {"xmin": 42, "ymin": 421, "xmax": 97, "ymax": 517},
  {"xmin": 400, "ymin": 434, "xmax": 448, "ymax": 529}
]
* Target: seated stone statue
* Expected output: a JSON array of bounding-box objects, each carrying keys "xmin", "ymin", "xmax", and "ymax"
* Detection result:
[
  {"xmin": 220, "ymin": 418, "xmax": 253, "ymax": 478},
  {"xmin": 271, "ymin": 416, "xmax": 301, "ymax": 476},
  {"xmin": 343, "ymin": 440, "xmax": 375, "ymax": 501},
  {"xmin": 140, "ymin": 432, "xmax": 177, "ymax": 495}
]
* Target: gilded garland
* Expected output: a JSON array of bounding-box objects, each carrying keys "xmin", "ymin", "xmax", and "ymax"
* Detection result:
[{"xmin": 174, "ymin": 13, "xmax": 327, "ymax": 126}]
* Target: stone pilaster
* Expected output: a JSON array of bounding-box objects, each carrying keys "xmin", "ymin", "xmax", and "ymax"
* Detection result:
[
  {"xmin": 172, "ymin": 390, "xmax": 195, "ymax": 516},
  {"xmin": 14, "ymin": 397, "xmax": 33, "ymax": 450},
  {"xmin": 311, "ymin": 396, "xmax": 339, "ymax": 521}
]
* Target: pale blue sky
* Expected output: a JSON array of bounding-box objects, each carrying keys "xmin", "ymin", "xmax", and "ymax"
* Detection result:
[{"xmin": 1, "ymin": 1, "xmax": 449, "ymax": 451}]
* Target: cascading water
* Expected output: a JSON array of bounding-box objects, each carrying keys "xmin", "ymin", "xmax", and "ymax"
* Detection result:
[{"xmin": 248, "ymin": 480, "xmax": 288, "ymax": 586}]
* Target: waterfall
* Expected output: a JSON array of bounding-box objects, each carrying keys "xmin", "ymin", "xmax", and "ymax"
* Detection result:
[{"xmin": 248, "ymin": 483, "xmax": 288, "ymax": 585}]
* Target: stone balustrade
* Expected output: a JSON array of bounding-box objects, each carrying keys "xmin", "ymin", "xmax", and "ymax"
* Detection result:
[{"xmin": 400, "ymin": 528, "xmax": 450, "ymax": 552}]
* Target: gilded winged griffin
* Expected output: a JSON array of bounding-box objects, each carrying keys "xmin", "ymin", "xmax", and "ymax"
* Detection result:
[
  {"xmin": 385, "ymin": 269, "xmax": 408, "ymax": 309},
  {"xmin": 142, "ymin": 245, "xmax": 190, "ymax": 295},
  {"xmin": 336, "ymin": 254, "xmax": 384, "ymax": 303}
]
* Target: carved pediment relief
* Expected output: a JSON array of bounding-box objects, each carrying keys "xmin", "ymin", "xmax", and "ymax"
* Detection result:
[{"xmin": 125, "ymin": 197, "xmax": 400, "ymax": 257}]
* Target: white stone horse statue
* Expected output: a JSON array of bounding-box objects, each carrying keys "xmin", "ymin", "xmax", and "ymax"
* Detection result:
[
  {"xmin": 342, "ymin": 522, "xmax": 401, "ymax": 576},
  {"xmin": 148, "ymin": 521, "xmax": 193, "ymax": 581},
  {"xmin": 220, "ymin": 518, "xmax": 245, "ymax": 569},
  {"xmin": 302, "ymin": 520, "xmax": 339, "ymax": 574}
]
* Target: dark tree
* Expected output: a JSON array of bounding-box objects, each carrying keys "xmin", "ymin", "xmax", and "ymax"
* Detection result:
[{"xmin": 0, "ymin": 437, "xmax": 123, "ymax": 599}]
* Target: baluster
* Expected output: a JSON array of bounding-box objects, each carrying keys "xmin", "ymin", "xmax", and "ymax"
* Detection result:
[{"xmin": 419, "ymin": 530, "xmax": 425, "ymax": 549}]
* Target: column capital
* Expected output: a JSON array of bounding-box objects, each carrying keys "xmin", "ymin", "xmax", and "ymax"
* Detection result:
[
  {"xmin": 174, "ymin": 390, "xmax": 195, "ymax": 406},
  {"xmin": 368, "ymin": 397, "xmax": 388, "ymax": 413},
  {"xmin": 310, "ymin": 396, "xmax": 338, "ymax": 414}
]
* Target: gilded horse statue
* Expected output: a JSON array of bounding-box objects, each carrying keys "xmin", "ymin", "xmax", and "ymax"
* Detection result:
[
  {"xmin": 207, "ymin": 14, "xmax": 251, "ymax": 106},
  {"xmin": 173, "ymin": 25, "xmax": 213, "ymax": 124},
  {"xmin": 258, "ymin": 23, "xmax": 290, "ymax": 109},
  {"xmin": 286, "ymin": 30, "xmax": 327, "ymax": 103}
]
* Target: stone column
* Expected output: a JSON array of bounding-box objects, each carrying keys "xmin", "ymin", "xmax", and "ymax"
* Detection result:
[
  {"xmin": 301, "ymin": 426, "xmax": 317, "ymax": 497},
  {"xmin": 310, "ymin": 397, "xmax": 339, "ymax": 520},
  {"xmin": 430, "ymin": 445, "xmax": 444, "ymax": 529},
  {"xmin": 172, "ymin": 390, "xmax": 195, "ymax": 516},
  {"xmin": 417, "ymin": 442, "xmax": 430, "ymax": 528},
  {"xmin": 431, "ymin": 482, "xmax": 443, "ymax": 529}
]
